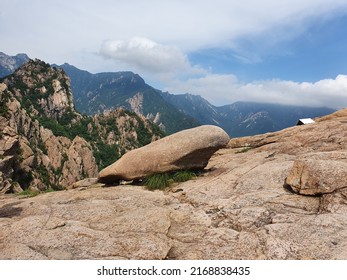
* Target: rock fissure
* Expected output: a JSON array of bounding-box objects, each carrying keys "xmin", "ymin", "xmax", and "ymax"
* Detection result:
[{"xmin": 27, "ymin": 244, "xmax": 49, "ymax": 258}]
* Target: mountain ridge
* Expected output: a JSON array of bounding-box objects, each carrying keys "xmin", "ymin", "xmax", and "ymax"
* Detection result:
[
  {"xmin": 160, "ymin": 92, "xmax": 335, "ymax": 137},
  {"xmin": 0, "ymin": 51, "xmax": 336, "ymax": 137},
  {"xmin": 57, "ymin": 63, "xmax": 199, "ymax": 134},
  {"xmin": 62, "ymin": 62, "xmax": 334, "ymax": 137}
]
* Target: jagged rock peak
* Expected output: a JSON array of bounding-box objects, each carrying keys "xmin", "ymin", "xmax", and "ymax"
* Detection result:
[{"xmin": 2, "ymin": 59, "xmax": 75, "ymax": 121}]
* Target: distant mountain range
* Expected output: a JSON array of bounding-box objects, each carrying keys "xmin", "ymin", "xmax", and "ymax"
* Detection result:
[
  {"xmin": 57, "ymin": 63, "xmax": 199, "ymax": 134},
  {"xmin": 0, "ymin": 51, "xmax": 335, "ymax": 136},
  {"xmin": 58, "ymin": 63, "xmax": 334, "ymax": 137},
  {"xmin": 160, "ymin": 92, "xmax": 334, "ymax": 137}
]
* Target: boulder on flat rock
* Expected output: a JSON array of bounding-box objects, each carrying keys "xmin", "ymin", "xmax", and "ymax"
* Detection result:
[
  {"xmin": 285, "ymin": 152, "xmax": 347, "ymax": 195},
  {"xmin": 98, "ymin": 125, "xmax": 230, "ymax": 183}
]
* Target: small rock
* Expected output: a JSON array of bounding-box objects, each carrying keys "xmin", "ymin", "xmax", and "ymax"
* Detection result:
[
  {"xmin": 45, "ymin": 218, "xmax": 66, "ymax": 230},
  {"xmin": 68, "ymin": 178, "xmax": 100, "ymax": 189}
]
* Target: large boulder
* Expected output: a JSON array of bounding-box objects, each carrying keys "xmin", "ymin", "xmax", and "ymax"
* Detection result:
[
  {"xmin": 98, "ymin": 125, "xmax": 230, "ymax": 183},
  {"xmin": 285, "ymin": 152, "xmax": 347, "ymax": 195}
]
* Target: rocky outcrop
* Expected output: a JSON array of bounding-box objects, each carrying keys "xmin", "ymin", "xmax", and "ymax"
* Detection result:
[
  {"xmin": 58, "ymin": 136, "xmax": 98, "ymax": 188},
  {"xmin": 2, "ymin": 108, "xmax": 347, "ymax": 259},
  {"xmin": 98, "ymin": 125, "xmax": 230, "ymax": 182},
  {"xmin": 3, "ymin": 59, "xmax": 75, "ymax": 121},
  {"xmin": 0, "ymin": 62, "xmax": 97, "ymax": 193},
  {"xmin": 126, "ymin": 92, "xmax": 144, "ymax": 116},
  {"xmin": 0, "ymin": 90, "xmax": 98, "ymax": 192}
]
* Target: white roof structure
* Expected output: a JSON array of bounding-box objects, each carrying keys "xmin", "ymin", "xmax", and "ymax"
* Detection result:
[{"xmin": 296, "ymin": 118, "xmax": 315, "ymax": 125}]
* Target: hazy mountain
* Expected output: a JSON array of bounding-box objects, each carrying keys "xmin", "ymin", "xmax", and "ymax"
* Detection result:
[
  {"xmin": 160, "ymin": 92, "xmax": 335, "ymax": 137},
  {"xmin": 57, "ymin": 63, "xmax": 199, "ymax": 134},
  {"xmin": 159, "ymin": 92, "xmax": 221, "ymax": 125},
  {"xmin": 0, "ymin": 52, "xmax": 30, "ymax": 78}
]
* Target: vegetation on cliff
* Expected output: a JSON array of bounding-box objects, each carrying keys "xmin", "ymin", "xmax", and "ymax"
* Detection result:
[{"xmin": 0, "ymin": 59, "xmax": 164, "ymax": 193}]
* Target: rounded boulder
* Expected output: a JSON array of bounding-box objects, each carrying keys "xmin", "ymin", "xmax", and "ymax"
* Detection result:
[{"xmin": 98, "ymin": 125, "xmax": 230, "ymax": 183}]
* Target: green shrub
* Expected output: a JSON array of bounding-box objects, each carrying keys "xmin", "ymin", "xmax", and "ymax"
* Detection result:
[
  {"xmin": 143, "ymin": 173, "xmax": 171, "ymax": 190},
  {"xmin": 59, "ymin": 108, "xmax": 76, "ymax": 126},
  {"xmin": 0, "ymin": 90, "xmax": 10, "ymax": 117},
  {"xmin": 13, "ymin": 169, "xmax": 33, "ymax": 189},
  {"xmin": 36, "ymin": 164, "xmax": 50, "ymax": 186},
  {"xmin": 136, "ymin": 119, "xmax": 153, "ymax": 146},
  {"xmin": 172, "ymin": 170, "xmax": 196, "ymax": 182},
  {"xmin": 35, "ymin": 116, "xmax": 69, "ymax": 138},
  {"xmin": 93, "ymin": 142, "xmax": 120, "ymax": 170},
  {"xmin": 19, "ymin": 189, "xmax": 40, "ymax": 198},
  {"xmin": 37, "ymin": 140, "xmax": 48, "ymax": 155},
  {"xmin": 235, "ymin": 146, "xmax": 252, "ymax": 153},
  {"xmin": 143, "ymin": 170, "xmax": 197, "ymax": 190}
]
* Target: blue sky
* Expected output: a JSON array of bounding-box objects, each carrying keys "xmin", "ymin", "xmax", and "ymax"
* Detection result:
[
  {"xmin": 219, "ymin": 15, "xmax": 347, "ymax": 82},
  {"xmin": 188, "ymin": 13, "xmax": 347, "ymax": 83},
  {"xmin": 1, "ymin": 0, "xmax": 347, "ymax": 108}
]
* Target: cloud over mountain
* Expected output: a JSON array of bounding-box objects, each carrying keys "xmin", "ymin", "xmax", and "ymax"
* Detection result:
[
  {"xmin": 100, "ymin": 37, "xmax": 205, "ymax": 77},
  {"xmin": 165, "ymin": 74, "xmax": 347, "ymax": 109}
]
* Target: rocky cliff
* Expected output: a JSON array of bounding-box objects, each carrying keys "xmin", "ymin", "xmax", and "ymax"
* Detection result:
[
  {"xmin": 1, "ymin": 108, "xmax": 347, "ymax": 259},
  {"xmin": 0, "ymin": 60, "xmax": 163, "ymax": 193}
]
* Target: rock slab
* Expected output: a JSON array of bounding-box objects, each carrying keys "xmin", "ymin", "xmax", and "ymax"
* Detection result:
[{"xmin": 98, "ymin": 125, "xmax": 230, "ymax": 182}]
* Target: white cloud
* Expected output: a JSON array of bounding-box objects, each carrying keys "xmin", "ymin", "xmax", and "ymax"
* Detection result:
[
  {"xmin": 165, "ymin": 74, "xmax": 347, "ymax": 109},
  {"xmin": 100, "ymin": 37, "xmax": 206, "ymax": 77},
  {"xmin": 95, "ymin": 0, "xmax": 347, "ymax": 52},
  {"xmin": 2, "ymin": 0, "xmax": 347, "ymax": 63}
]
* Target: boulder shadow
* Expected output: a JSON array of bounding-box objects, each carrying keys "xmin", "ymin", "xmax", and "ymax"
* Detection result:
[{"xmin": 0, "ymin": 202, "xmax": 23, "ymax": 218}]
